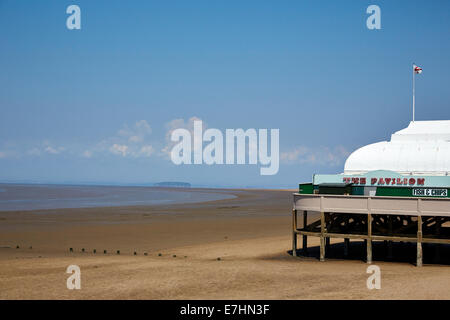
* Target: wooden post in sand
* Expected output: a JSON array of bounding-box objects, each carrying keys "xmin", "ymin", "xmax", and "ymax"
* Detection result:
[
  {"xmin": 417, "ymin": 214, "xmax": 423, "ymax": 267},
  {"xmin": 292, "ymin": 209, "xmax": 297, "ymax": 257},
  {"xmin": 302, "ymin": 210, "xmax": 308, "ymax": 254},
  {"xmin": 320, "ymin": 212, "xmax": 326, "ymax": 262},
  {"xmin": 367, "ymin": 213, "xmax": 372, "ymax": 264}
]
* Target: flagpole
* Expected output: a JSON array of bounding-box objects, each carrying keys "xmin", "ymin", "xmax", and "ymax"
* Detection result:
[{"xmin": 412, "ymin": 63, "xmax": 415, "ymax": 122}]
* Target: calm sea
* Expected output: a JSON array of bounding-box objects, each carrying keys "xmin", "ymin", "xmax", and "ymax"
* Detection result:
[{"xmin": 0, "ymin": 184, "xmax": 235, "ymax": 212}]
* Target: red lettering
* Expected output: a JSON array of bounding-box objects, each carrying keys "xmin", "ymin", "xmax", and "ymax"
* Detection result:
[
  {"xmin": 409, "ymin": 178, "xmax": 416, "ymax": 185},
  {"xmin": 371, "ymin": 178, "xmax": 377, "ymax": 185},
  {"xmin": 396, "ymin": 178, "xmax": 403, "ymax": 185},
  {"xmin": 385, "ymin": 178, "xmax": 391, "ymax": 185},
  {"xmin": 360, "ymin": 177, "xmax": 366, "ymax": 185},
  {"xmin": 378, "ymin": 178, "xmax": 385, "ymax": 185},
  {"xmin": 417, "ymin": 178, "xmax": 425, "ymax": 185},
  {"xmin": 352, "ymin": 178, "xmax": 359, "ymax": 184}
]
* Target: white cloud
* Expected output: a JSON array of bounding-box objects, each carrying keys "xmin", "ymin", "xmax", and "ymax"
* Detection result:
[
  {"xmin": 280, "ymin": 146, "xmax": 309, "ymax": 162},
  {"xmin": 0, "ymin": 149, "xmax": 20, "ymax": 159},
  {"xmin": 160, "ymin": 116, "xmax": 204, "ymax": 158},
  {"xmin": 91, "ymin": 120, "xmax": 155, "ymax": 158},
  {"xmin": 23, "ymin": 142, "xmax": 65, "ymax": 157},
  {"xmin": 108, "ymin": 143, "xmax": 154, "ymax": 158},
  {"xmin": 82, "ymin": 150, "xmax": 93, "ymax": 158},
  {"xmin": 139, "ymin": 145, "xmax": 154, "ymax": 157},
  {"xmin": 135, "ymin": 120, "xmax": 152, "ymax": 134},
  {"xmin": 5, "ymin": 120, "xmax": 155, "ymax": 160},
  {"xmin": 27, "ymin": 147, "xmax": 41, "ymax": 156},
  {"xmin": 128, "ymin": 135, "xmax": 143, "ymax": 143},
  {"xmin": 45, "ymin": 146, "xmax": 64, "ymax": 154},
  {"xmin": 109, "ymin": 144, "xmax": 129, "ymax": 157},
  {"xmin": 281, "ymin": 145, "xmax": 350, "ymax": 166},
  {"xmin": 117, "ymin": 120, "xmax": 152, "ymax": 142}
]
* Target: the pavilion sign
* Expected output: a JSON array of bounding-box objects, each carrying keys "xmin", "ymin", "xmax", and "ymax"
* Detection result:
[{"xmin": 343, "ymin": 177, "xmax": 425, "ymax": 186}]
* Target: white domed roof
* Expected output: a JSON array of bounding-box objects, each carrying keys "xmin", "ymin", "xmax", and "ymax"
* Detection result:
[{"xmin": 344, "ymin": 121, "xmax": 450, "ymax": 176}]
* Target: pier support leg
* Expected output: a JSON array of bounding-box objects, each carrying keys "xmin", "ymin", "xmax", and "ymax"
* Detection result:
[
  {"xmin": 320, "ymin": 212, "xmax": 325, "ymax": 262},
  {"xmin": 292, "ymin": 210, "xmax": 297, "ymax": 257},
  {"xmin": 367, "ymin": 214, "xmax": 372, "ymax": 264},
  {"xmin": 417, "ymin": 215, "xmax": 423, "ymax": 267},
  {"xmin": 302, "ymin": 211, "xmax": 308, "ymax": 254},
  {"xmin": 320, "ymin": 237, "xmax": 325, "ymax": 262},
  {"xmin": 417, "ymin": 242, "xmax": 422, "ymax": 267},
  {"xmin": 367, "ymin": 240, "xmax": 372, "ymax": 264},
  {"xmin": 292, "ymin": 233, "xmax": 297, "ymax": 257},
  {"xmin": 344, "ymin": 238, "xmax": 350, "ymax": 257}
]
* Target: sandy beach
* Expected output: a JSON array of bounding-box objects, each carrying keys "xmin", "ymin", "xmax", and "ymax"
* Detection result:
[{"xmin": 1, "ymin": 188, "xmax": 450, "ymax": 300}]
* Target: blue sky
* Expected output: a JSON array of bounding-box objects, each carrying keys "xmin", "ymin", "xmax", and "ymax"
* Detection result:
[{"xmin": 1, "ymin": 0, "xmax": 450, "ymax": 188}]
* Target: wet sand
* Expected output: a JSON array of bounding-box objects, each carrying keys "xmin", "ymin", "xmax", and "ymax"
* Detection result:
[{"xmin": 0, "ymin": 188, "xmax": 449, "ymax": 299}]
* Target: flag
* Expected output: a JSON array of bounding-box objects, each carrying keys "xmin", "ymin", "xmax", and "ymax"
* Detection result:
[{"xmin": 413, "ymin": 64, "xmax": 423, "ymax": 74}]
